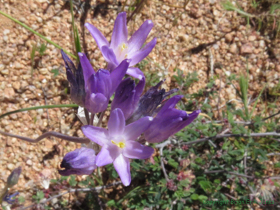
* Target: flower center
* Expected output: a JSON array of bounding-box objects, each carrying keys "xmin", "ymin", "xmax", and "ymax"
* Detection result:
[
  {"xmin": 111, "ymin": 140, "xmax": 126, "ymax": 149},
  {"xmin": 120, "ymin": 43, "xmax": 128, "ymax": 52}
]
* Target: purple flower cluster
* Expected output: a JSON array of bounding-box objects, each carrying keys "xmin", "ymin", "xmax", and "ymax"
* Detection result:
[{"xmin": 60, "ymin": 12, "xmax": 200, "ymax": 186}]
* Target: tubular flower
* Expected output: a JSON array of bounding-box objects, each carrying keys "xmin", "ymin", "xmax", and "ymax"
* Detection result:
[
  {"xmin": 82, "ymin": 108, "xmax": 154, "ymax": 186},
  {"xmin": 85, "ymin": 12, "xmax": 156, "ymax": 79},
  {"xmin": 61, "ymin": 50, "xmax": 85, "ymax": 107},
  {"xmin": 127, "ymin": 80, "xmax": 178, "ymax": 124},
  {"xmin": 59, "ymin": 147, "xmax": 97, "ymax": 176},
  {"xmin": 144, "ymin": 95, "xmax": 201, "ymax": 143},
  {"xmin": 78, "ymin": 52, "xmax": 130, "ymax": 114},
  {"xmin": 111, "ymin": 77, "xmax": 145, "ymax": 120}
]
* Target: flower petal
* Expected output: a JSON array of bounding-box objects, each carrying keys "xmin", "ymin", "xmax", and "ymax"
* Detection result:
[
  {"xmin": 81, "ymin": 125, "xmax": 108, "ymax": 146},
  {"xmin": 157, "ymin": 95, "xmax": 183, "ymax": 115},
  {"xmin": 78, "ymin": 52, "xmax": 95, "ymax": 89},
  {"xmin": 85, "ymin": 23, "xmax": 109, "ymax": 50},
  {"xmin": 111, "ymin": 12, "xmax": 128, "ymax": 50},
  {"xmin": 123, "ymin": 141, "xmax": 154, "ymax": 159},
  {"xmin": 101, "ymin": 45, "xmax": 118, "ymax": 68},
  {"xmin": 110, "ymin": 59, "xmax": 130, "ymax": 94},
  {"xmin": 124, "ymin": 116, "xmax": 153, "ymax": 140},
  {"xmin": 113, "ymin": 154, "xmax": 131, "ymax": 186},
  {"xmin": 126, "ymin": 67, "xmax": 144, "ymax": 80},
  {"xmin": 128, "ymin": 20, "xmax": 154, "ymax": 54},
  {"xmin": 96, "ymin": 145, "xmax": 119, "ymax": 167},
  {"xmin": 88, "ymin": 92, "xmax": 108, "ymax": 114},
  {"xmin": 129, "ymin": 38, "xmax": 157, "ymax": 66},
  {"xmin": 108, "ymin": 108, "xmax": 125, "ymax": 137}
]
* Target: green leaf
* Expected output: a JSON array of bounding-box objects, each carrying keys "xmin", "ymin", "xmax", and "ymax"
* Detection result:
[
  {"xmin": 191, "ymin": 193, "xmax": 199, "ymax": 200},
  {"xmin": 0, "ymin": 104, "xmax": 78, "ymax": 119},
  {"xmin": 168, "ymin": 158, "xmax": 179, "ymax": 168},
  {"xmin": 199, "ymin": 181, "xmax": 213, "ymax": 194},
  {"xmin": 198, "ymin": 195, "xmax": 208, "ymax": 202},
  {"xmin": 51, "ymin": 69, "xmax": 59, "ymax": 77}
]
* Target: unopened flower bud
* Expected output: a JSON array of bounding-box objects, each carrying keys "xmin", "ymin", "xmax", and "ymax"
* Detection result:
[{"xmin": 7, "ymin": 167, "xmax": 22, "ymax": 188}]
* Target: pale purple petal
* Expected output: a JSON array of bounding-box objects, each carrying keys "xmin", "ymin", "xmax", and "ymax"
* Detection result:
[
  {"xmin": 123, "ymin": 141, "xmax": 154, "ymax": 159},
  {"xmin": 108, "ymin": 108, "xmax": 125, "ymax": 137},
  {"xmin": 101, "ymin": 45, "xmax": 118, "ymax": 67},
  {"xmin": 81, "ymin": 125, "xmax": 109, "ymax": 146},
  {"xmin": 129, "ymin": 38, "xmax": 157, "ymax": 66},
  {"xmin": 78, "ymin": 52, "xmax": 95, "ymax": 89},
  {"xmin": 91, "ymin": 70, "xmax": 112, "ymax": 98},
  {"xmin": 176, "ymin": 110, "xmax": 201, "ymax": 131},
  {"xmin": 124, "ymin": 116, "xmax": 153, "ymax": 140},
  {"xmin": 85, "ymin": 23, "xmax": 109, "ymax": 50},
  {"xmin": 134, "ymin": 77, "xmax": 145, "ymax": 99},
  {"xmin": 113, "ymin": 154, "xmax": 131, "ymax": 186},
  {"xmin": 88, "ymin": 92, "xmax": 108, "ymax": 113},
  {"xmin": 110, "ymin": 59, "xmax": 130, "ymax": 93},
  {"xmin": 126, "ymin": 67, "xmax": 144, "ymax": 80},
  {"xmin": 96, "ymin": 145, "xmax": 119, "ymax": 167},
  {"xmin": 128, "ymin": 20, "xmax": 154, "ymax": 54},
  {"xmin": 111, "ymin": 12, "xmax": 128, "ymax": 50}
]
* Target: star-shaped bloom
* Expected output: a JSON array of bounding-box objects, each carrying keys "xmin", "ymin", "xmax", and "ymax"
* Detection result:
[
  {"xmin": 85, "ymin": 12, "xmax": 156, "ymax": 79},
  {"xmin": 82, "ymin": 108, "xmax": 154, "ymax": 186},
  {"xmin": 79, "ymin": 52, "xmax": 130, "ymax": 114},
  {"xmin": 144, "ymin": 95, "xmax": 201, "ymax": 143}
]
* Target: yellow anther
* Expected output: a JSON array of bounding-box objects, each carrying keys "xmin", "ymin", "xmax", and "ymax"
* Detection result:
[
  {"xmin": 111, "ymin": 140, "xmax": 126, "ymax": 149},
  {"xmin": 120, "ymin": 43, "xmax": 127, "ymax": 51}
]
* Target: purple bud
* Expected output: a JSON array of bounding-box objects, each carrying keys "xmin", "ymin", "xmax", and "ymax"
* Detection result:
[
  {"xmin": 61, "ymin": 50, "xmax": 86, "ymax": 106},
  {"xmin": 144, "ymin": 95, "xmax": 200, "ymax": 143},
  {"xmin": 7, "ymin": 166, "xmax": 22, "ymax": 188},
  {"xmin": 59, "ymin": 147, "xmax": 97, "ymax": 176},
  {"xmin": 111, "ymin": 77, "xmax": 145, "ymax": 119}
]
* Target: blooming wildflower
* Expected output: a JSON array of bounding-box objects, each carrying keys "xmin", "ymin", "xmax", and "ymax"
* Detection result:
[
  {"xmin": 111, "ymin": 77, "xmax": 145, "ymax": 120},
  {"xmin": 7, "ymin": 166, "xmax": 21, "ymax": 188},
  {"xmin": 61, "ymin": 50, "xmax": 85, "ymax": 107},
  {"xmin": 85, "ymin": 12, "xmax": 156, "ymax": 79},
  {"xmin": 127, "ymin": 80, "xmax": 178, "ymax": 124},
  {"xmin": 59, "ymin": 147, "xmax": 97, "ymax": 176},
  {"xmin": 82, "ymin": 108, "xmax": 154, "ymax": 186},
  {"xmin": 144, "ymin": 95, "xmax": 200, "ymax": 143},
  {"xmin": 79, "ymin": 52, "xmax": 130, "ymax": 114}
]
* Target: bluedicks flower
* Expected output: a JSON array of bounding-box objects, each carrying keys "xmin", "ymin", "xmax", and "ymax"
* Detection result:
[
  {"xmin": 61, "ymin": 50, "xmax": 85, "ymax": 107},
  {"xmin": 82, "ymin": 108, "xmax": 154, "ymax": 186},
  {"xmin": 85, "ymin": 12, "xmax": 157, "ymax": 79},
  {"xmin": 78, "ymin": 52, "xmax": 130, "ymax": 114},
  {"xmin": 127, "ymin": 80, "xmax": 178, "ymax": 124},
  {"xmin": 144, "ymin": 95, "xmax": 200, "ymax": 143},
  {"xmin": 111, "ymin": 77, "xmax": 145, "ymax": 120},
  {"xmin": 59, "ymin": 147, "xmax": 97, "ymax": 176}
]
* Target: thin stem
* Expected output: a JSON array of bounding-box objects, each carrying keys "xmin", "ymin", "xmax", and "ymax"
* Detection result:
[
  {"xmin": 0, "ymin": 104, "xmax": 79, "ymax": 120},
  {"xmin": 90, "ymin": 113, "xmax": 95, "ymax": 126},
  {"xmin": 97, "ymin": 111, "xmax": 105, "ymax": 127},
  {"xmin": 84, "ymin": 108, "xmax": 90, "ymax": 125},
  {"xmin": 19, "ymin": 181, "xmax": 122, "ymax": 210},
  {"xmin": 0, "ymin": 11, "xmax": 76, "ymax": 59},
  {"xmin": 0, "ymin": 130, "xmax": 89, "ymax": 144}
]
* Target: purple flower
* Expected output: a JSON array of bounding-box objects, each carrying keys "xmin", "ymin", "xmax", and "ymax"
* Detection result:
[
  {"xmin": 111, "ymin": 77, "xmax": 145, "ymax": 120},
  {"xmin": 144, "ymin": 95, "xmax": 200, "ymax": 143},
  {"xmin": 61, "ymin": 50, "xmax": 85, "ymax": 107},
  {"xmin": 85, "ymin": 12, "xmax": 157, "ymax": 79},
  {"xmin": 127, "ymin": 80, "xmax": 178, "ymax": 124},
  {"xmin": 82, "ymin": 108, "xmax": 154, "ymax": 186},
  {"xmin": 79, "ymin": 52, "xmax": 130, "ymax": 114},
  {"xmin": 59, "ymin": 147, "xmax": 97, "ymax": 176}
]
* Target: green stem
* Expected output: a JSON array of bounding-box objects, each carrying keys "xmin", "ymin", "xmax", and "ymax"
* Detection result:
[
  {"xmin": 0, "ymin": 104, "xmax": 78, "ymax": 120},
  {"xmin": 0, "ymin": 10, "xmax": 77, "ymax": 59}
]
